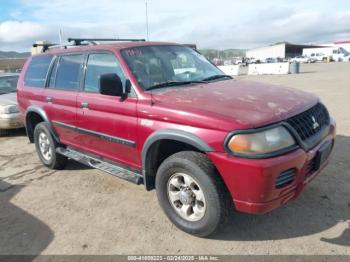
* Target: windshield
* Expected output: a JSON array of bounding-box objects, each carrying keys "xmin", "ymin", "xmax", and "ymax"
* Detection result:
[
  {"xmin": 0, "ymin": 76, "xmax": 19, "ymax": 94},
  {"xmin": 340, "ymin": 47, "xmax": 350, "ymax": 56},
  {"xmin": 121, "ymin": 45, "xmax": 225, "ymax": 90}
]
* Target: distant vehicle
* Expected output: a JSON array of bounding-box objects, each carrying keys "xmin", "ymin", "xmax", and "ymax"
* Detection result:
[
  {"xmin": 290, "ymin": 55, "xmax": 315, "ymax": 63},
  {"xmin": 331, "ymin": 48, "xmax": 350, "ymax": 62},
  {"xmin": 232, "ymin": 57, "xmax": 243, "ymax": 65},
  {"xmin": 310, "ymin": 53, "xmax": 328, "ymax": 62},
  {"xmin": 303, "ymin": 47, "xmax": 350, "ymax": 62},
  {"xmin": 264, "ymin": 57, "xmax": 276, "ymax": 63},
  {"xmin": 276, "ymin": 57, "xmax": 288, "ymax": 63},
  {"xmin": 0, "ymin": 73, "xmax": 23, "ymax": 136},
  {"xmin": 246, "ymin": 57, "xmax": 257, "ymax": 64}
]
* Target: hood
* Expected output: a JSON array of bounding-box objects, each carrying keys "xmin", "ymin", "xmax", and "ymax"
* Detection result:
[
  {"xmin": 0, "ymin": 92, "xmax": 18, "ymax": 107},
  {"xmin": 151, "ymin": 79, "xmax": 318, "ymax": 130}
]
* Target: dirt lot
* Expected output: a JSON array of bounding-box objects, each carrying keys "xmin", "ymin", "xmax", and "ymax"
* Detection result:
[{"xmin": 0, "ymin": 62, "xmax": 349, "ymax": 255}]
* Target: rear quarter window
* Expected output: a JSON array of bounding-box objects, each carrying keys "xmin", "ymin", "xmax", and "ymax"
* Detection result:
[{"xmin": 24, "ymin": 55, "xmax": 53, "ymax": 87}]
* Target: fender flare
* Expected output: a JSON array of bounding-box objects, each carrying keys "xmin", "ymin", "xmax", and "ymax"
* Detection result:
[
  {"xmin": 25, "ymin": 106, "xmax": 59, "ymax": 143},
  {"xmin": 141, "ymin": 128, "xmax": 213, "ymax": 190},
  {"xmin": 25, "ymin": 106, "xmax": 49, "ymax": 124}
]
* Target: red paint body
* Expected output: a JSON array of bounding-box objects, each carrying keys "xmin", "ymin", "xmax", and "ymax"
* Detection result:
[{"xmin": 17, "ymin": 42, "xmax": 336, "ymax": 214}]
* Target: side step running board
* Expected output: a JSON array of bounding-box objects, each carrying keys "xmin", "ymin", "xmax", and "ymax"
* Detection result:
[{"xmin": 56, "ymin": 147, "xmax": 143, "ymax": 185}]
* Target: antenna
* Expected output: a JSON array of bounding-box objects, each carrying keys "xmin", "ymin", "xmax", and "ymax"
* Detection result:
[
  {"xmin": 59, "ymin": 29, "xmax": 63, "ymax": 46},
  {"xmin": 145, "ymin": 0, "xmax": 149, "ymax": 41}
]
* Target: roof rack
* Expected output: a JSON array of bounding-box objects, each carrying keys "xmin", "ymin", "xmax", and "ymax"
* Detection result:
[
  {"xmin": 32, "ymin": 43, "xmax": 59, "ymax": 52},
  {"xmin": 67, "ymin": 38, "xmax": 146, "ymax": 45},
  {"xmin": 32, "ymin": 42, "xmax": 77, "ymax": 53},
  {"xmin": 32, "ymin": 38, "xmax": 146, "ymax": 53}
]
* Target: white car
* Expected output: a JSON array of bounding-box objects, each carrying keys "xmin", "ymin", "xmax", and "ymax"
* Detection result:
[
  {"xmin": 233, "ymin": 58, "xmax": 243, "ymax": 65},
  {"xmin": 290, "ymin": 56, "xmax": 315, "ymax": 63},
  {"xmin": 0, "ymin": 74, "xmax": 23, "ymax": 136},
  {"xmin": 310, "ymin": 53, "xmax": 327, "ymax": 62}
]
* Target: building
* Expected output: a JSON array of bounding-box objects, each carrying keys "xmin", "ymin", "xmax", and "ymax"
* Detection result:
[
  {"xmin": 246, "ymin": 42, "xmax": 324, "ymax": 60},
  {"xmin": 334, "ymin": 40, "xmax": 350, "ymax": 52}
]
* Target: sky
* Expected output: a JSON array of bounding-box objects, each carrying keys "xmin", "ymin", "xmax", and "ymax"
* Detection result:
[{"xmin": 0, "ymin": 0, "xmax": 350, "ymax": 52}]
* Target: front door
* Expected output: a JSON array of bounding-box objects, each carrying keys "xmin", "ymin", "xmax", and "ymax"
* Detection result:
[{"xmin": 75, "ymin": 52, "xmax": 140, "ymax": 170}]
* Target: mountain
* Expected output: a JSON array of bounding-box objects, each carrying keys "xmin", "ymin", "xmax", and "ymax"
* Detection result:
[{"xmin": 0, "ymin": 51, "xmax": 31, "ymax": 59}]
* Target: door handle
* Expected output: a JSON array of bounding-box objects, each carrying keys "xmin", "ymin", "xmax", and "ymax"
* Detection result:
[
  {"xmin": 46, "ymin": 97, "xmax": 52, "ymax": 103},
  {"xmin": 81, "ymin": 102, "xmax": 89, "ymax": 108}
]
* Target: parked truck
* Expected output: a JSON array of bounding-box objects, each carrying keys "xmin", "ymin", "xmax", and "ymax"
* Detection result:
[{"xmin": 303, "ymin": 47, "xmax": 350, "ymax": 62}]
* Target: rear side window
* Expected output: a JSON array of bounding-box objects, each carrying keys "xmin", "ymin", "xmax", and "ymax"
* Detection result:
[
  {"xmin": 24, "ymin": 55, "xmax": 53, "ymax": 87},
  {"xmin": 53, "ymin": 54, "xmax": 84, "ymax": 91},
  {"xmin": 84, "ymin": 53, "xmax": 126, "ymax": 93}
]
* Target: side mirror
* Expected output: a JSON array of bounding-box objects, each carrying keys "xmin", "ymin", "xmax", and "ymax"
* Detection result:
[
  {"xmin": 99, "ymin": 73, "xmax": 124, "ymax": 97},
  {"xmin": 125, "ymin": 79, "xmax": 132, "ymax": 94}
]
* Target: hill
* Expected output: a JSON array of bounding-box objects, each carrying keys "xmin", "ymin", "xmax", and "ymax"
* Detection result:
[{"xmin": 0, "ymin": 51, "xmax": 30, "ymax": 59}]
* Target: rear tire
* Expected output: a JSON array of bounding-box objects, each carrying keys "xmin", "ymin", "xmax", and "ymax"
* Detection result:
[
  {"xmin": 155, "ymin": 151, "xmax": 232, "ymax": 237},
  {"xmin": 34, "ymin": 123, "xmax": 67, "ymax": 169}
]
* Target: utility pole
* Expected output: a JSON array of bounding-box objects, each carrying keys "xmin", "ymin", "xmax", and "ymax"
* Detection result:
[{"xmin": 145, "ymin": 0, "xmax": 149, "ymax": 41}]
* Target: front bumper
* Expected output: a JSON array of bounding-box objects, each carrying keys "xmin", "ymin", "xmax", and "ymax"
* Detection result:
[
  {"xmin": 0, "ymin": 113, "xmax": 24, "ymax": 129},
  {"xmin": 208, "ymin": 122, "xmax": 336, "ymax": 214}
]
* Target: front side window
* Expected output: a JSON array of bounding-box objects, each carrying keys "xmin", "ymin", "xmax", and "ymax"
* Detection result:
[
  {"xmin": 84, "ymin": 53, "xmax": 126, "ymax": 93},
  {"xmin": 0, "ymin": 76, "xmax": 19, "ymax": 94},
  {"xmin": 121, "ymin": 45, "xmax": 223, "ymax": 90},
  {"xmin": 24, "ymin": 55, "xmax": 53, "ymax": 87},
  {"xmin": 53, "ymin": 54, "xmax": 84, "ymax": 91}
]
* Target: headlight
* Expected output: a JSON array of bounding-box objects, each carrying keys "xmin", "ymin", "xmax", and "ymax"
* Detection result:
[
  {"xmin": 227, "ymin": 126, "xmax": 296, "ymax": 157},
  {"xmin": 0, "ymin": 105, "xmax": 19, "ymax": 114}
]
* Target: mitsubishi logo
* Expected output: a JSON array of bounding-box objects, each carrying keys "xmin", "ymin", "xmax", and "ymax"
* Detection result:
[{"xmin": 311, "ymin": 116, "xmax": 320, "ymax": 130}]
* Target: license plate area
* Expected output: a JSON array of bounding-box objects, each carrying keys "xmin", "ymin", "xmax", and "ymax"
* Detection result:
[{"xmin": 314, "ymin": 141, "xmax": 333, "ymax": 171}]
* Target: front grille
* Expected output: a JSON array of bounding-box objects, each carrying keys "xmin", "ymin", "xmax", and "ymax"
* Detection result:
[{"xmin": 286, "ymin": 103, "xmax": 330, "ymax": 142}]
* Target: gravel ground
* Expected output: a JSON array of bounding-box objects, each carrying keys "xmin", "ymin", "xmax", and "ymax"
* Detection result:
[{"xmin": 0, "ymin": 62, "xmax": 349, "ymax": 255}]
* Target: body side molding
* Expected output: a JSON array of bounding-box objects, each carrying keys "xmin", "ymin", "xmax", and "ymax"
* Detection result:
[{"xmin": 52, "ymin": 120, "xmax": 136, "ymax": 148}]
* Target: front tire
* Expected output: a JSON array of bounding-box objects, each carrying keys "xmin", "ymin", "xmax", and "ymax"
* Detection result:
[
  {"xmin": 34, "ymin": 123, "xmax": 67, "ymax": 169},
  {"xmin": 155, "ymin": 151, "xmax": 232, "ymax": 237}
]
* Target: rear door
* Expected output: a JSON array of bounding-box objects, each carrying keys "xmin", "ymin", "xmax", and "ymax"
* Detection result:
[
  {"xmin": 44, "ymin": 53, "xmax": 85, "ymax": 146},
  {"xmin": 76, "ymin": 52, "xmax": 140, "ymax": 169}
]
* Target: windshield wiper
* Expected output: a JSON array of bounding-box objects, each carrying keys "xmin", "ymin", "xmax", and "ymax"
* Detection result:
[
  {"xmin": 146, "ymin": 80, "xmax": 205, "ymax": 91},
  {"xmin": 201, "ymin": 74, "xmax": 232, "ymax": 82}
]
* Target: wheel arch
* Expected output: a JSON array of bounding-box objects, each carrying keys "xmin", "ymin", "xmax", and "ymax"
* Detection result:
[
  {"xmin": 25, "ymin": 107, "xmax": 59, "ymax": 143},
  {"xmin": 141, "ymin": 129, "xmax": 214, "ymax": 190}
]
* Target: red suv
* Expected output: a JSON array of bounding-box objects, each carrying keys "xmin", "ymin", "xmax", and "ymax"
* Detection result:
[{"xmin": 17, "ymin": 39, "xmax": 336, "ymax": 237}]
